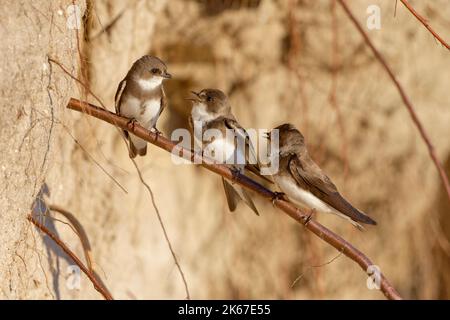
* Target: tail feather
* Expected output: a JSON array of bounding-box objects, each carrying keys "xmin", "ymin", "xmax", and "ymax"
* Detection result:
[
  {"xmin": 331, "ymin": 192, "xmax": 377, "ymax": 226},
  {"xmin": 346, "ymin": 205, "xmax": 377, "ymax": 226},
  {"xmin": 222, "ymin": 178, "xmax": 239, "ymax": 212},
  {"xmin": 333, "ymin": 210, "xmax": 365, "ymax": 231},
  {"xmin": 129, "ymin": 138, "xmax": 137, "ymax": 158},
  {"xmin": 128, "ymin": 137, "xmax": 147, "ymax": 158},
  {"xmin": 138, "ymin": 145, "xmax": 147, "ymax": 156},
  {"xmin": 222, "ymin": 178, "xmax": 259, "ymax": 215},
  {"xmin": 239, "ymin": 187, "xmax": 260, "ymax": 216}
]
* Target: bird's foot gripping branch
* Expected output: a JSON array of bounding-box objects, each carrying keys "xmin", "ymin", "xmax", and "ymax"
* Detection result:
[{"xmin": 66, "ymin": 98, "xmax": 402, "ymax": 300}]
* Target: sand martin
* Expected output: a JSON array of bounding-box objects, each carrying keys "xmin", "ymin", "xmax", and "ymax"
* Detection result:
[
  {"xmin": 188, "ymin": 88, "xmax": 261, "ymax": 215},
  {"xmin": 267, "ymin": 123, "xmax": 376, "ymax": 229},
  {"xmin": 115, "ymin": 55, "xmax": 171, "ymax": 158}
]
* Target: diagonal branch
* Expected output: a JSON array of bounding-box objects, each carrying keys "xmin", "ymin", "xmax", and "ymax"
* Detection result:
[
  {"xmin": 67, "ymin": 98, "xmax": 402, "ymax": 300},
  {"xmin": 49, "ymin": 205, "xmax": 95, "ymax": 272},
  {"xmin": 337, "ymin": 0, "xmax": 450, "ymax": 205},
  {"xmin": 399, "ymin": 0, "xmax": 450, "ymax": 51},
  {"xmin": 48, "ymin": 204, "xmax": 113, "ymax": 298},
  {"xmin": 27, "ymin": 214, "xmax": 113, "ymax": 300},
  {"xmin": 49, "ymin": 57, "xmax": 190, "ymax": 299}
]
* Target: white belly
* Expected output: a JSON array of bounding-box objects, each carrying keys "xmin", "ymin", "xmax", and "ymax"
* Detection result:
[
  {"xmin": 274, "ymin": 175, "xmax": 333, "ymax": 213},
  {"xmin": 191, "ymin": 120, "xmax": 204, "ymax": 150},
  {"xmin": 191, "ymin": 103, "xmax": 216, "ymax": 122},
  {"xmin": 203, "ymin": 137, "xmax": 238, "ymax": 165},
  {"xmin": 274, "ymin": 175, "xmax": 364, "ymax": 229},
  {"xmin": 140, "ymin": 98, "xmax": 161, "ymax": 128},
  {"xmin": 121, "ymin": 97, "xmax": 161, "ymax": 129}
]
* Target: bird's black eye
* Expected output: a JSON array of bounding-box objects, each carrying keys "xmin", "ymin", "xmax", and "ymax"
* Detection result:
[
  {"xmin": 151, "ymin": 68, "xmax": 159, "ymax": 74},
  {"xmin": 206, "ymin": 96, "xmax": 213, "ymax": 102}
]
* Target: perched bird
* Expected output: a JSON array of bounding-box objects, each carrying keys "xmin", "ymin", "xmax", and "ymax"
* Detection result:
[
  {"xmin": 188, "ymin": 88, "xmax": 260, "ymax": 215},
  {"xmin": 115, "ymin": 55, "xmax": 171, "ymax": 158},
  {"xmin": 267, "ymin": 123, "xmax": 377, "ymax": 229}
]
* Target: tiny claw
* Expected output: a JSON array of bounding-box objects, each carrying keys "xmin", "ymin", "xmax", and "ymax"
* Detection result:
[
  {"xmin": 151, "ymin": 127, "xmax": 163, "ymax": 141},
  {"xmin": 304, "ymin": 208, "xmax": 316, "ymax": 226},
  {"xmin": 152, "ymin": 127, "xmax": 162, "ymax": 135},
  {"xmin": 272, "ymin": 192, "xmax": 287, "ymax": 205},
  {"xmin": 189, "ymin": 149, "xmax": 205, "ymax": 164},
  {"xmin": 127, "ymin": 118, "xmax": 138, "ymax": 131},
  {"xmin": 230, "ymin": 166, "xmax": 242, "ymax": 183}
]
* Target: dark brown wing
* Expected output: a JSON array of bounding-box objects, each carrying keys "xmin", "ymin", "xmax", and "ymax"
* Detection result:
[
  {"xmin": 288, "ymin": 155, "xmax": 376, "ymax": 225},
  {"xmin": 222, "ymin": 177, "xmax": 239, "ymax": 212},
  {"xmin": 222, "ymin": 177, "xmax": 259, "ymax": 215},
  {"xmin": 158, "ymin": 86, "xmax": 167, "ymax": 120},
  {"xmin": 114, "ymin": 78, "xmax": 128, "ymax": 139},
  {"xmin": 188, "ymin": 115, "xmax": 194, "ymax": 132},
  {"xmin": 224, "ymin": 118, "xmax": 273, "ymax": 184},
  {"xmin": 224, "ymin": 118, "xmax": 257, "ymax": 164},
  {"xmin": 114, "ymin": 78, "xmax": 126, "ymax": 114},
  {"xmin": 189, "ymin": 115, "xmax": 203, "ymax": 150}
]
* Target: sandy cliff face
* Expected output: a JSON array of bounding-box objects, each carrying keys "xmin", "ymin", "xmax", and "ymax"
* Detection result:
[
  {"xmin": 0, "ymin": 0, "xmax": 87, "ymax": 298},
  {"xmin": 1, "ymin": 0, "xmax": 449, "ymax": 299}
]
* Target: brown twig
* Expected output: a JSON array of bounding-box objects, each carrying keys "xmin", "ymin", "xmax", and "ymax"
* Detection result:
[
  {"xmin": 49, "ymin": 205, "xmax": 94, "ymax": 270},
  {"xmin": 26, "ymin": 101, "xmax": 128, "ymax": 194},
  {"xmin": 89, "ymin": 8, "xmax": 125, "ymax": 41},
  {"xmin": 399, "ymin": 0, "xmax": 450, "ymax": 51},
  {"xmin": 48, "ymin": 204, "xmax": 112, "ymax": 298},
  {"xmin": 291, "ymin": 250, "xmax": 343, "ymax": 288},
  {"xmin": 129, "ymin": 155, "xmax": 191, "ymax": 300},
  {"xmin": 337, "ymin": 0, "xmax": 450, "ymax": 205},
  {"xmin": 48, "ymin": 58, "xmax": 191, "ymax": 299},
  {"xmin": 27, "ymin": 214, "xmax": 113, "ymax": 300},
  {"xmin": 67, "ymin": 98, "xmax": 402, "ymax": 300}
]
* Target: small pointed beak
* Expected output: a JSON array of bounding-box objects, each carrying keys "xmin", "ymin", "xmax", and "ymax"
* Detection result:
[
  {"xmin": 162, "ymin": 71, "xmax": 172, "ymax": 79},
  {"xmin": 186, "ymin": 91, "xmax": 201, "ymax": 103}
]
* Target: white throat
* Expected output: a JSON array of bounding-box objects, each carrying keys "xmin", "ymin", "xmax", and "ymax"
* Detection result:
[
  {"xmin": 191, "ymin": 103, "xmax": 217, "ymax": 123},
  {"xmin": 137, "ymin": 77, "xmax": 163, "ymax": 91}
]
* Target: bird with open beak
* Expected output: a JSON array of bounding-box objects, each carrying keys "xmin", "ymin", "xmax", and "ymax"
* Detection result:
[
  {"xmin": 266, "ymin": 123, "xmax": 377, "ymax": 230},
  {"xmin": 115, "ymin": 55, "xmax": 171, "ymax": 158},
  {"xmin": 187, "ymin": 88, "xmax": 261, "ymax": 215}
]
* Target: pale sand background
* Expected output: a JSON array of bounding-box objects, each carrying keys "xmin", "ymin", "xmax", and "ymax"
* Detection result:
[{"xmin": 1, "ymin": 0, "xmax": 449, "ymax": 299}]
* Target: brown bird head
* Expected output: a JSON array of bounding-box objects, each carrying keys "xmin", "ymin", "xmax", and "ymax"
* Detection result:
[
  {"xmin": 130, "ymin": 55, "xmax": 171, "ymax": 82},
  {"xmin": 270, "ymin": 123, "xmax": 305, "ymax": 156},
  {"xmin": 188, "ymin": 88, "xmax": 232, "ymax": 118}
]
